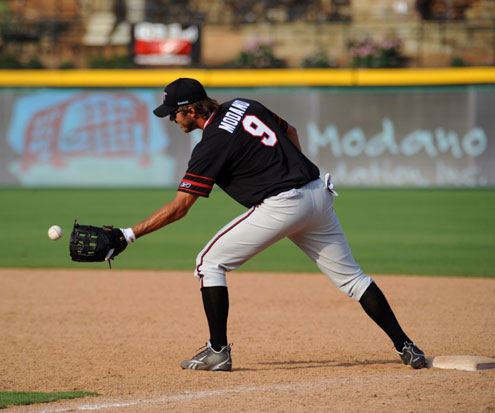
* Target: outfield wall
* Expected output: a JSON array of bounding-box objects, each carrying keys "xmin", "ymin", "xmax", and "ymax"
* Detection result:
[{"xmin": 1, "ymin": 75, "xmax": 494, "ymax": 187}]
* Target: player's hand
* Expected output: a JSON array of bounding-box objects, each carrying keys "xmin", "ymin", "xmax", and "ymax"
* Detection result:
[
  {"xmin": 69, "ymin": 222, "xmax": 134, "ymax": 264},
  {"xmin": 106, "ymin": 228, "xmax": 136, "ymax": 260}
]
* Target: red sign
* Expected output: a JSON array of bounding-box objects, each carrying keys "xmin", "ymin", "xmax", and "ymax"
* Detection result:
[{"xmin": 134, "ymin": 22, "xmax": 199, "ymax": 66}]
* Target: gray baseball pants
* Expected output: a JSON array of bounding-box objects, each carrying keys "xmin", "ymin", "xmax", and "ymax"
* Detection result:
[{"xmin": 194, "ymin": 178, "xmax": 373, "ymax": 301}]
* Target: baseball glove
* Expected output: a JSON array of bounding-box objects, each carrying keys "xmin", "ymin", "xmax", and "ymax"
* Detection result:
[{"xmin": 69, "ymin": 220, "xmax": 127, "ymax": 267}]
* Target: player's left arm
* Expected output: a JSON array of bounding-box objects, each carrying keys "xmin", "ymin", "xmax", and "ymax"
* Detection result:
[
  {"xmin": 131, "ymin": 191, "xmax": 199, "ymax": 239},
  {"xmin": 69, "ymin": 188, "xmax": 198, "ymax": 264},
  {"xmin": 286, "ymin": 123, "xmax": 302, "ymax": 151}
]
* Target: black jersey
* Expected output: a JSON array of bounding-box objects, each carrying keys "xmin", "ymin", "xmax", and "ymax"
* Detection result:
[{"xmin": 178, "ymin": 99, "xmax": 320, "ymax": 208}]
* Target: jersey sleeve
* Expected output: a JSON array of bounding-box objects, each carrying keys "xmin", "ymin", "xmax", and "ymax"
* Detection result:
[
  {"xmin": 178, "ymin": 172, "xmax": 215, "ymax": 197},
  {"xmin": 178, "ymin": 131, "xmax": 230, "ymax": 198}
]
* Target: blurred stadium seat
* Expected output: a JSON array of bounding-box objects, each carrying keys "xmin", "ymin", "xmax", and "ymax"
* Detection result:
[{"xmin": 0, "ymin": 0, "xmax": 494, "ymax": 68}]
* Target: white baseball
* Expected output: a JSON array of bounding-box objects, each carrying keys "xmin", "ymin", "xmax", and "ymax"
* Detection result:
[{"xmin": 48, "ymin": 225, "xmax": 63, "ymax": 240}]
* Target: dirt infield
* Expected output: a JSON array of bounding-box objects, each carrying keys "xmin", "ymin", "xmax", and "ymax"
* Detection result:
[{"xmin": 1, "ymin": 269, "xmax": 494, "ymax": 412}]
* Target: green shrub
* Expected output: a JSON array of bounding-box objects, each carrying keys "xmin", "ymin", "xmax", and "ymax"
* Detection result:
[
  {"xmin": 0, "ymin": 53, "xmax": 23, "ymax": 69},
  {"xmin": 24, "ymin": 58, "xmax": 45, "ymax": 69},
  {"xmin": 58, "ymin": 61, "xmax": 77, "ymax": 69},
  {"xmin": 349, "ymin": 37, "xmax": 406, "ymax": 68},
  {"xmin": 87, "ymin": 55, "xmax": 132, "ymax": 69},
  {"xmin": 450, "ymin": 56, "xmax": 468, "ymax": 67},
  {"xmin": 301, "ymin": 50, "xmax": 337, "ymax": 68},
  {"xmin": 230, "ymin": 43, "xmax": 287, "ymax": 69}
]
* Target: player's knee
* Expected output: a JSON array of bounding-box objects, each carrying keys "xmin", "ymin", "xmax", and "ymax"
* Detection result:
[
  {"xmin": 194, "ymin": 253, "xmax": 227, "ymax": 287},
  {"xmin": 194, "ymin": 268, "xmax": 227, "ymax": 288},
  {"xmin": 339, "ymin": 273, "xmax": 373, "ymax": 301}
]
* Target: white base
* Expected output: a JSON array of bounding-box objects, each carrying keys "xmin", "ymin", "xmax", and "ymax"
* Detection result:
[{"xmin": 426, "ymin": 355, "xmax": 495, "ymax": 371}]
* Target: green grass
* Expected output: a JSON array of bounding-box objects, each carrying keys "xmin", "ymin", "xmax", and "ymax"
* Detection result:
[
  {"xmin": 0, "ymin": 391, "xmax": 98, "ymax": 409},
  {"xmin": 332, "ymin": 188, "xmax": 495, "ymax": 277},
  {"xmin": 0, "ymin": 187, "xmax": 494, "ymax": 277}
]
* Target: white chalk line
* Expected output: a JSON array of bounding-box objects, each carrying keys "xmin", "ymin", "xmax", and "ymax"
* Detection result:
[{"xmin": 39, "ymin": 372, "xmax": 444, "ymax": 413}]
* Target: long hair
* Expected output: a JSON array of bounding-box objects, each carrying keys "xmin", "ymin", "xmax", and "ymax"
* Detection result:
[{"xmin": 179, "ymin": 97, "xmax": 219, "ymax": 119}]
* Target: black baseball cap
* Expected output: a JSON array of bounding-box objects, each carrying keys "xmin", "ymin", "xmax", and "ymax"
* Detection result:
[{"xmin": 153, "ymin": 78, "xmax": 207, "ymax": 118}]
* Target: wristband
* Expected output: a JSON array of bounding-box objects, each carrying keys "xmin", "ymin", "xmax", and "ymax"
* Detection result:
[{"xmin": 121, "ymin": 227, "xmax": 136, "ymax": 244}]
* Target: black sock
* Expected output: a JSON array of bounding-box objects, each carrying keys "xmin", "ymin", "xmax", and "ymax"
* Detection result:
[
  {"xmin": 359, "ymin": 282, "xmax": 411, "ymax": 351},
  {"xmin": 201, "ymin": 286, "xmax": 229, "ymax": 351}
]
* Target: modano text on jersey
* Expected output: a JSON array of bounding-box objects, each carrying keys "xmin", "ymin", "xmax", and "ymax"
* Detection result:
[{"xmin": 219, "ymin": 100, "xmax": 250, "ymax": 133}]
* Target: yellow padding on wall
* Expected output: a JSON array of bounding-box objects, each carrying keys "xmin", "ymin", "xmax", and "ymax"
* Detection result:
[
  {"xmin": 356, "ymin": 67, "xmax": 495, "ymax": 86},
  {"xmin": 1, "ymin": 67, "xmax": 494, "ymax": 87}
]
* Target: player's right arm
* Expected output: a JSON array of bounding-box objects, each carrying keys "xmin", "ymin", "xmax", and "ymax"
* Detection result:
[{"xmin": 131, "ymin": 191, "xmax": 198, "ymax": 239}]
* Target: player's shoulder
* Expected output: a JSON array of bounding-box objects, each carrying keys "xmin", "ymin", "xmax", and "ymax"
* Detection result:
[
  {"xmin": 219, "ymin": 98, "xmax": 263, "ymax": 111},
  {"xmin": 204, "ymin": 98, "xmax": 257, "ymax": 136}
]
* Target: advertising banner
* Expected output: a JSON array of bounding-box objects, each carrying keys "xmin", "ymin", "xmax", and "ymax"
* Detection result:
[
  {"xmin": 133, "ymin": 22, "xmax": 200, "ymax": 66},
  {"xmin": 1, "ymin": 89, "xmax": 175, "ymax": 186},
  {"xmin": 1, "ymin": 86, "xmax": 494, "ymax": 187}
]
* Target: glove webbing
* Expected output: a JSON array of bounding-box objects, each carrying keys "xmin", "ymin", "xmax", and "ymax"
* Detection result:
[{"xmin": 72, "ymin": 230, "xmax": 99, "ymax": 259}]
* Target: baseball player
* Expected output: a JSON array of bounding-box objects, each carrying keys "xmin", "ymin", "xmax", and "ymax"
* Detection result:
[{"xmin": 119, "ymin": 78, "xmax": 426, "ymax": 371}]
